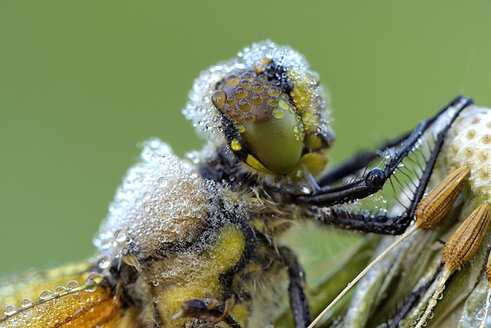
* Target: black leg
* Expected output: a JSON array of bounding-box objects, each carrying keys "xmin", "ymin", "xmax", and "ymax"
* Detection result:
[
  {"xmin": 317, "ymin": 131, "xmax": 411, "ymax": 187},
  {"xmin": 311, "ymin": 95, "xmax": 472, "ymax": 235},
  {"xmin": 291, "ymin": 95, "xmax": 472, "ymax": 207},
  {"xmin": 177, "ymin": 296, "xmax": 242, "ymax": 328},
  {"xmin": 279, "ymin": 246, "xmax": 311, "ymax": 328},
  {"xmin": 318, "ymin": 208, "xmax": 410, "ymax": 235}
]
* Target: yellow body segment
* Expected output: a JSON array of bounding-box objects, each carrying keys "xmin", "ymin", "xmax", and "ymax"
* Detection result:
[{"xmin": 157, "ymin": 225, "xmax": 246, "ymax": 327}]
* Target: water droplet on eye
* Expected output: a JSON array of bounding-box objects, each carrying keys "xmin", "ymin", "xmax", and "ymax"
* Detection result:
[
  {"xmin": 234, "ymin": 87, "xmax": 248, "ymax": 99},
  {"xmin": 234, "ymin": 111, "xmax": 244, "ymax": 120},
  {"xmin": 54, "ymin": 286, "xmax": 66, "ymax": 294},
  {"xmin": 266, "ymin": 97, "xmax": 278, "ymax": 108},
  {"xmin": 4, "ymin": 304, "xmax": 17, "ymax": 316},
  {"xmin": 240, "ymin": 80, "xmax": 252, "ymax": 89},
  {"xmin": 267, "ymin": 86, "xmax": 280, "ymax": 97},
  {"xmin": 238, "ymin": 99, "xmax": 251, "ymax": 112},
  {"xmin": 40, "ymin": 290, "xmax": 53, "ymax": 300},
  {"xmin": 98, "ymin": 256, "xmax": 111, "ymax": 269},
  {"xmin": 211, "ymin": 90, "xmax": 227, "ymax": 110},
  {"xmin": 244, "ymin": 113, "xmax": 255, "ymax": 123},
  {"xmin": 66, "ymin": 280, "xmax": 80, "ymax": 290},
  {"xmin": 225, "ymin": 105, "xmax": 235, "ymax": 117},
  {"xmin": 251, "ymin": 83, "xmax": 264, "ymax": 94},
  {"xmin": 272, "ymin": 108, "xmax": 284, "ymax": 119},
  {"xmin": 278, "ymin": 99, "xmax": 290, "ymax": 110},
  {"xmin": 20, "ymin": 298, "xmax": 32, "ymax": 308},
  {"xmin": 226, "ymin": 97, "xmax": 236, "ymax": 106},
  {"xmin": 252, "ymin": 93, "xmax": 263, "ymax": 105},
  {"xmin": 224, "ymin": 74, "xmax": 240, "ymax": 87}
]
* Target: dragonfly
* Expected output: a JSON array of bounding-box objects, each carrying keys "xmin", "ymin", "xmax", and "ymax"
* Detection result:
[{"xmin": 0, "ymin": 40, "xmax": 489, "ymax": 328}]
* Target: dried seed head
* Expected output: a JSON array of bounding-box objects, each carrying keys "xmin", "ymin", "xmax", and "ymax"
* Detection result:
[
  {"xmin": 443, "ymin": 203, "xmax": 491, "ymax": 273},
  {"xmin": 415, "ymin": 167, "xmax": 470, "ymax": 230},
  {"xmin": 415, "ymin": 202, "xmax": 490, "ymax": 328}
]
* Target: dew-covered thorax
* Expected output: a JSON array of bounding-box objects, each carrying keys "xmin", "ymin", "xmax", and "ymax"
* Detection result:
[
  {"xmin": 91, "ymin": 138, "xmax": 291, "ymax": 327},
  {"xmin": 93, "ymin": 139, "xmax": 250, "ymax": 268}
]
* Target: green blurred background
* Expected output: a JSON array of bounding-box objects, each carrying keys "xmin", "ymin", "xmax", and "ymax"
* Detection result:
[{"xmin": 1, "ymin": 1, "xmax": 491, "ymax": 275}]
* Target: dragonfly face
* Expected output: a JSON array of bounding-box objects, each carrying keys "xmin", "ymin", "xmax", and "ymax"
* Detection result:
[{"xmin": 0, "ymin": 41, "xmax": 489, "ymax": 328}]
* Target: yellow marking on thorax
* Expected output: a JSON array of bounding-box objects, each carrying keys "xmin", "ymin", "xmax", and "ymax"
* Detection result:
[
  {"xmin": 231, "ymin": 303, "xmax": 248, "ymax": 326},
  {"xmin": 157, "ymin": 225, "xmax": 246, "ymax": 326}
]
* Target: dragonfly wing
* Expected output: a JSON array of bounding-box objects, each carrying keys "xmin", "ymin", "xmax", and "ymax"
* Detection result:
[{"xmin": 0, "ymin": 262, "xmax": 128, "ymax": 328}]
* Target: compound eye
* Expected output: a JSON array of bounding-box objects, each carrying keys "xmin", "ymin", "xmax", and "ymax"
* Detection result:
[
  {"xmin": 212, "ymin": 71, "xmax": 304, "ymax": 175},
  {"xmin": 241, "ymin": 108, "xmax": 303, "ymax": 174}
]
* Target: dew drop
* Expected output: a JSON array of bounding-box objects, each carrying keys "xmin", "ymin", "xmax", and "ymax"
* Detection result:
[
  {"xmin": 40, "ymin": 290, "xmax": 53, "ymax": 300},
  {"xmin": 252, "ymin": 93, "xmax": 263, "ymax": 105},
  {"xmin": 20, "ymin": 298, "xmax": 32, "ymax": 308},
  {"xmin": 475, "ymin": 308, "xmax": 485, "ymax": 320},
  {"xmin": 211, "ymin": 90, "xmax": 227, "ymax": 110},
  {"xmin": 66, "ymin": 280, "xmax": 80, "ymax": 290},
  {"xmin": 98, "ymin": 256, "xmax": 111, "ymax": 269},
  {"xmin": 266, "ymin": 98, "xmax": 278, "ymax": 108},
  {"xmin": 86, "ymin": 272, "xmax": 104, "ymax": 283},
  {"xmin": 115, "ymin": 230, "xmax": 127, "ymax": 243},
  {"xmin": 244, "ymin": 113, "xmax": 255, "ymax": 123},
  {"xmin": 278, "ymin": 99, "xmax": 290, "ymax": 110},
  {"xmin": 54, "ymin": 286, "xmax": 66, "ymax": 294},
  {"xmin": 234, "ymin": 87, "xmax": 248, "ymax": 99},
  {"xmin": 240, "ymin": 80, "xmax": 252, "ymax": 89},
  {"xmin": 251, "ymin": 83, "xmax": 264, "ymax": 94},
  {"xmin": 86, "ymin": 283, "xmax": 97, "ymax": 293},
  {"xmin": 224, "ymin": 74, "xmax": 240, "ymax": 87},
  {"xmin": 267, "ymin": 86, "xmax": 280, "ymax": 97},
  {"xmin": 3, "ymin": 304, "xmax": 16, "ymax": 316},
  {"xmin": 272, "ymin": 108, "xmax": 284, "ymax": 119}
]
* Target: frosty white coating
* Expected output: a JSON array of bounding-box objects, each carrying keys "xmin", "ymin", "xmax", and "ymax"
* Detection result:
[
  {"xmin": 94, "ymin": 139, "xmax": 242, "ymax": 264},
  {"xmin": 182, "ymin": 40, "xmax": 331, "ymax": 144}
]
